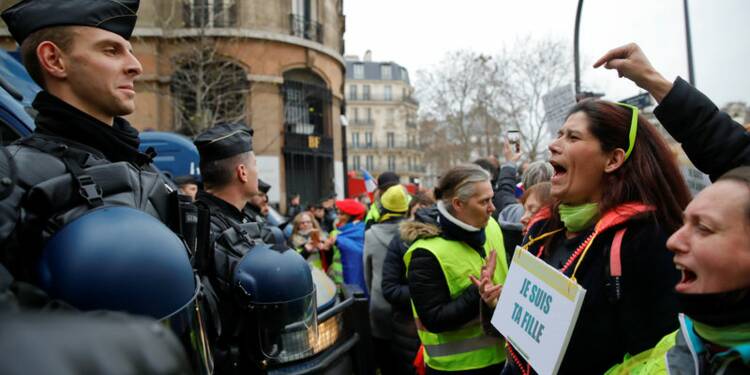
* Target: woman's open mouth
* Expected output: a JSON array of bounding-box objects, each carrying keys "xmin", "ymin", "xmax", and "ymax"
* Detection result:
[
  {"xmin": 550, "ymin": 161, "xmax": 567, "ymax": 182},
  {"xmin": 675, "ymin": 263, "xmax": 698, "ymax": 292}
]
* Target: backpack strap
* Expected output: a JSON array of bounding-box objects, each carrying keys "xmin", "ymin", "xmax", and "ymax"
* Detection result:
[
  {"xmin": 19, "ymin": 136, "xmax": 103, "ymax": 207},
  {"xmin": 610, "ymin": 228, "xmax": 626, "ymax": 278},
  {"xmin": 608, "ymin": 227, "xmax": 626, "ymax": 302}
]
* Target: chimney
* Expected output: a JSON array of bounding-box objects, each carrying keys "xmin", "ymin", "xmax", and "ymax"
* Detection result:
[{"xmin": 364, "ymin": 50, "xmax": 372, "ymax": 62}]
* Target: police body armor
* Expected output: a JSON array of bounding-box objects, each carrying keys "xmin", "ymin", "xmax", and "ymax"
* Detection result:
[
  {"xmin": 3, "ymin": 136, "xmax": 213, "ymax": 374},
  {"xmin": 195, "ymin": 200, "xmax": 317, "ymax": 373},
  {"xmin": 4, "ymin": 136, "xmax": 198, "ymax": 274}
]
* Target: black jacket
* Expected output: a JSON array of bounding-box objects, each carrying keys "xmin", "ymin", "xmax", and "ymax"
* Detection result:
[
  {"xmin": 381, "ymin": 209, "xmax": 438, "ymax": 369},
  {"xmin": 655, "ymin": 77, "xmax": 750, "ymax": 180},
  {"xmin": 504, "ymin": 209, "xmax": 680, "ymax": 375},
  {"xmin": 405, "ymin": 207, "xmax": 483, "ymax": 333},
  {"xmin": 3, "ymin": 92, "xmax": 172, "ymax": 282},
  {"xmin": 493, "ymin": 163, "xmax": 519, "ymax": 219}
]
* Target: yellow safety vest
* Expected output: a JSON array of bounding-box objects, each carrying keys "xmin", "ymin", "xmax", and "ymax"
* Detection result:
[{"xmin": 404, "ymin": 218, "xmax": 508, "ymax": 371}]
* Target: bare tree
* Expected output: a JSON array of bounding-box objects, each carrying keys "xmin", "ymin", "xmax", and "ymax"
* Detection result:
[
  {"xmin": 136, "ymin": 0, "xmax": 249, "ymax": 136},
  {"xmin": 416, "ymin": 38, "xmax": 571, "ymax": 172},
  {"xmin": 417, "ymin": 51, "xmax": 493, "ymax": 162},
  {"xmin": 496, "ymin": 38, "xmax": 572, "ymax": 161}
]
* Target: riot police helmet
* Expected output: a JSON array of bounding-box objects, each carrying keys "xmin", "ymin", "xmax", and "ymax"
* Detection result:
[
  {"xmin": 234, "ymin": 244, "xmax": 318, "ymax": 364},
  {"xmin": 37, "ymin": 206, "xmax": 213, "ymax": 374}
]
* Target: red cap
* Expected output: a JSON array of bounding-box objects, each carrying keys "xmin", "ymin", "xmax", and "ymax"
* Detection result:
[{"xmin": 335, "ymin": 199, "xmax": 366, "ymax": 219}]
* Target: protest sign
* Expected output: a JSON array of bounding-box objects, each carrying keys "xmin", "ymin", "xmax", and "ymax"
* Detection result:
[
  {"xmin": 492, "ymin": 247, "xmax": 586, "ymax": 375},
  {"xmin": 542, "ymin": 84, "xmax": 577, "ymax": 137}
]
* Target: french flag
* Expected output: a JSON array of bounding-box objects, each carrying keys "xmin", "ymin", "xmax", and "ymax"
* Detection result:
[{"xmin": 361, "ymin": 168, "xmax": 378, "ymax": 193}]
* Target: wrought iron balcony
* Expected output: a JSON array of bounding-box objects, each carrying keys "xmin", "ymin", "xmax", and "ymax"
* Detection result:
[
  {"xmin": 289, "ymin": 14, "xmax": 323, "ymax": 43},
  {"xmin": 351, "ymin": 118, "xmax": 374, "ymax": 126}
]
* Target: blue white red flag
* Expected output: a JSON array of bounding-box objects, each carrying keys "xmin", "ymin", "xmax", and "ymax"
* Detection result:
[{"xmin": 361, "ymin": 169, "xmax": 378, "ymax": 193}]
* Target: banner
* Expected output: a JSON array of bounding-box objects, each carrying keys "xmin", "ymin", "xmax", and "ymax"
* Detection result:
[{"xmin": 492, "ymin": 247, "xmax": 586, "ymax": 375}]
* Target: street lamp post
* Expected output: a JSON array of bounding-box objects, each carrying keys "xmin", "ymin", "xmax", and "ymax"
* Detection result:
[
  {"xmin": 683, "ymin": 0, "xmax": 696, "ymax": 86},
  {"xmin": 574, "ymin": 0, "xmax": 696, "ymax": 92},
  {"xmin": 574, "ymin": 0, "xmax": 584, "ymax": 96}
]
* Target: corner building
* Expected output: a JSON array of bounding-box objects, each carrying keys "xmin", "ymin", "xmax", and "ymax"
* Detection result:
[
  {"xmin": 344, "ymin": 53, "xmax": 424, "ymax": 184},
  {"xmin": 0, "ymin": 0, "xmax": 347, "ymax": 210}
]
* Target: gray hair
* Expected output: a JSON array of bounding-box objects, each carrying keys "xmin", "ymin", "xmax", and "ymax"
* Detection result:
[
  {"xmin": 522, "ymin": 161, "xmax": 554, "ymax": 188},
  {"xmin": 435, "ymin": 164, "xmax": 491, "ymax": 204}
]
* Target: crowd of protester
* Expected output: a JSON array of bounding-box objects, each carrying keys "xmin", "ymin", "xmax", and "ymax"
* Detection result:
[{"xmin": 1, "ymin": 0, "xmax": 748, "ymax": 370}]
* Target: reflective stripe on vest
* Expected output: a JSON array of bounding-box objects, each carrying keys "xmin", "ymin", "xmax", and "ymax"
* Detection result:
[
  {"xmin": 424, "ymin": 335, "xmax": 502, "ymax": 357},
  {"xmin": 404, "ymin": 217, "xmax": 509, "ymax": 371}
]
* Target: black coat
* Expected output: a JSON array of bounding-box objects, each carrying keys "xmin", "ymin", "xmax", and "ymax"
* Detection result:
[
  {"xmin": 655, "ymin": 77, "xmax": 750, "ymax": 180},
  {"xmin": 493, "ymin": 163, "xmax": 519, "ymax": 219},
  {"xmin": 504, "ymin": 211, "xmax": 680, "ymax": 375},
  {"xmin": 404, "ymin": 207, "xmax": 483, "ymax": 334}
]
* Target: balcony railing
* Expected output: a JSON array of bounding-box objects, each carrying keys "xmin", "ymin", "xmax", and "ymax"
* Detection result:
[
  {"xmin": 351, "ymin": 118, "xmax": 374, "ymax": 126},
  {"xmin": 289, "ymin": 14, "xmax": 323, "ymax": 43},
  {"xmin": 347, "ymin": 94, "xmax": 419, "ymax": 104},
  {"xmin": 349, "ymin": 143, "xmax": 377, "ymax": 149}
]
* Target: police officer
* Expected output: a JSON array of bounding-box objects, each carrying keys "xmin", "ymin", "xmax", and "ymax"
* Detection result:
[
  {"xmin": 1, "ymin": 0, "xmax": 176, "ymax": 280},
  {"xmin": 193, "ymin": 123, "xmax": 317, "ymax": 373},
  {"xmin": 193, "ymin": 123, "xmax": 259, "ymax": 372},
  {"xmin": 244, "ymin": 178, "xmax": 270, "ymax": 225},
  {"xmin": 194, "ymin": 123, "xmax": 258, "ymax": 228},
  {"xmin": 0, "ymin": 2, "xmax": 213, "ymax": 373}
]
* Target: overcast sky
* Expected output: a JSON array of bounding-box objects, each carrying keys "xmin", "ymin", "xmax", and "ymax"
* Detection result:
[{"xmin": 344, "ymin": 0, "xmax": 750, "ymax": 107}]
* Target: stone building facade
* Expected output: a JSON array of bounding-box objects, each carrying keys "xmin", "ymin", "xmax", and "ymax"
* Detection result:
[
  {"xmin": 0, "ymin": 0, "xmax": 347, "ymax": 209},
  {"xmin": 344, "ymin": 53, "xmax": 424, "ymax": 184}
]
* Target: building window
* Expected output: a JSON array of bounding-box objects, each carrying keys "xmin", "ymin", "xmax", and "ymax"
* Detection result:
[
  {"xmin": 171, "ymin": 56, "xmax": 248, "ymax": 136},
  {"xmin": 386, "ymin": 109, "xmax": 394, "ymax": 124},
  {"xmin": 365, "ymin": 132, "xmax": 373, "ymax": 147},
  {"xmin": 349, "ymin": 84, "xmax": 357, "ymax": 100},
  {"xmin": 353, "ymin": 64, "xmax": 364, "ymax": 79},
  {"xmin": 290, "ymin": 0, "xmax": 322, "ymax": 42},
  {"xmin": 401, "ymin": 68, "xmax": 408, "ymax": 81},
  {"xmin": 366, "ymin": 155, "xmax": 374, "ymax": 171},
  {"xmin": 183, "ymin": 0, "xmax": 237, "ymax": 28},
  {"xmin": 282, "ymin": 69, "xmax": 332, "ymax": 136},
  {"xmin": 388, "ymin": 155, "xmax": 396, "ymax": 171},
  {"xmin": 365, "ymin": 108, "xmax": 372, "ymax": 123},
  {"xmin": 353, "ymin": 107, "xmax": 359, "ymax": 122},
  {"xmin": 363, "ymin": 85, "xmax": 371, "ymax": 100},
  {"xmin": 381, "ymin": 64, "xmax": 391, "ymax": 80},
  {"xmin": 387, "ymin": 132, "xmax": 395, "ymax": 148},
  {"xmin": 352, "ymin": 132, "xmax": 359, "ymax": 146},
  {"xmin": 408, "ymin": 157, "xmax": 412, "ymax": 171},
  {"xmin": 384, "ymin": 85, "xmax": 392, "ymax": 101},
  {"xmin": 353, "ymin": 155, "xmax": 361, "ymax": 170}
]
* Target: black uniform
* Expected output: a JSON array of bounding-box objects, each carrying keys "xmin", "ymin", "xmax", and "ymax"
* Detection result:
[
  {"xmin": 0, "ymin": 0, "xmax": 177, "ymax": 282},
  {"xmin": 3, "ymin": 92, "xmax": 175, "ymax": 281},
  {"xmin": 193, "ymin": 123, "xmax": 267, "ymax": 373}
]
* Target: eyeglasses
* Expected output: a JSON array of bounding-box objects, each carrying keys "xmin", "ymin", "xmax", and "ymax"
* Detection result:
[{"xmin": 615, "ymin": 102, "xmax": 639, "ymax": 161}]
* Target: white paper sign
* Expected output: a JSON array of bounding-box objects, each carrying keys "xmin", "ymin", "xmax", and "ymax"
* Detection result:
[{"xmin": 491, "ymin": 247, "xmax": 586, "ymax": 375}]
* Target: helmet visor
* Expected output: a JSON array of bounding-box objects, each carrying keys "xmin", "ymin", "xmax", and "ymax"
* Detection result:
[
  {"xmin": 251, "ymin": 288, "xmax": 318, "ymax": 363},
  {"xmin": 162, "ymin": 275, "xmax": 214, "ymax": 375}
]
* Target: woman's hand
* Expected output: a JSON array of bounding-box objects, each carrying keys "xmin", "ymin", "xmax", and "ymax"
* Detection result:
[
  {"xmin": 469, "ymin": 250, "xmax": 503, "ymax": 308},
  {"xmin": 304, "ymin": 241, "xmax": 317, "ymax": 253},
  {"xmin": 503, "ymin": 138, "xmax": 521, "ymax": 164},
  {"xmin": 593, "ymin": 43, "xmax": 673, "ymax": 103}
]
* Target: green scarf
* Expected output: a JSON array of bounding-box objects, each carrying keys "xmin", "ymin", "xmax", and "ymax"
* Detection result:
[
  {"xmin": 693, "ymin": 320, "xmax": 750, "ymax": 348},
  {"xmin": 559, "ymin": 203, "xmax": 600, "ymax": 232}
]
